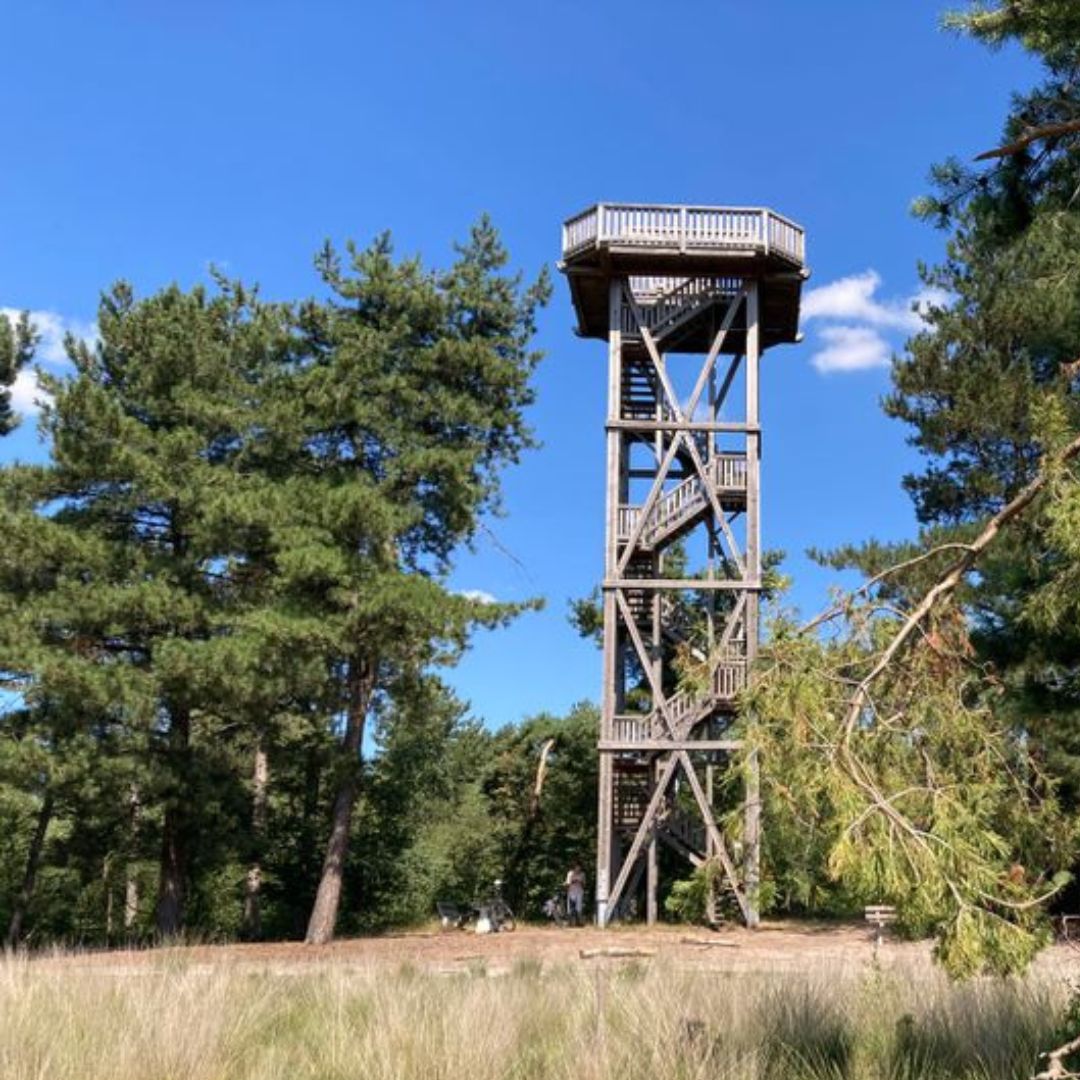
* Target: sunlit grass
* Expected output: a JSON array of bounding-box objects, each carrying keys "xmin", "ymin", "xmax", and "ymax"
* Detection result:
[{"xmin": 0, "ymin": 951, "xmax": 1074, "ymax": 1079}]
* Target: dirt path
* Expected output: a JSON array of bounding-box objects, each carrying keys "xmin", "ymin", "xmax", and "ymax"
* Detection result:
[
  {"xmin": 21, "ymin": 922, "xmax": 917, "ymax": 976},
  {"xmin": 23, "ymin": 920, "xmax": 1080, "ymax": 981}
]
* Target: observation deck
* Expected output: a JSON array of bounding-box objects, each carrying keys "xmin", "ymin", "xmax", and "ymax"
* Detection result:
[{"xmin": 560, "ymin": 203, "xmax": 807, "ymax": 353}]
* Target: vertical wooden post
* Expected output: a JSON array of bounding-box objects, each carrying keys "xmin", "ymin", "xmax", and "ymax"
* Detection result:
[
  {"xmin": 646, "ymin": 755, "xmax": 659, "ymax": 925},
  {"xmin": 646, "ymin": 835, "xmax": 658, "ymax": 925},
  {"xmin": 597, "ymin": 277, "xmax": 623, "ymax": 926},
  {"xmin": 744, "ymin": 280, "xmax": 762, "ymax": 929},
  {"xmin": 705, "ymin": 763, "xmax": 718, "ymax": 925}
]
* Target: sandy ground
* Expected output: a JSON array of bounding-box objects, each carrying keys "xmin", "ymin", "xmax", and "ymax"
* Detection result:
[{"xmin": 21, "ymin": 920, "xmax": 1080, "ymax": 981}]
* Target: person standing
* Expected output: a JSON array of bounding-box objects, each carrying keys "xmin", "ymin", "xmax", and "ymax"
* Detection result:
[{"xmin": 565, "ymin": 862, "xmax": 586, "ymax": 927}]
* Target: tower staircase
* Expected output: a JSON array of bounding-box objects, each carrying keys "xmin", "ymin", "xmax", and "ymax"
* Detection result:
[
  {"xmin": 620, "ymin": 355, "xmax": 667, "ymax": 421},
  {"xmin": 623, "ymin": 276, "xmax": 740, "ymax": 347},
  {"xmin": 618, "ymin": 454, "xmax": 747, "ymax": 551}
]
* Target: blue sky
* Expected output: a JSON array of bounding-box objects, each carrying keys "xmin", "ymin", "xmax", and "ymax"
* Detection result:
[{"xmin": 0, "ymin": 2, "xmax": 1040, "ymax": 728}]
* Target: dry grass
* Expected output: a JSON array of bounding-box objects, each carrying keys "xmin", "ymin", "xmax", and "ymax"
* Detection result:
[{"xmin": 0, "ymin": 951, "xmax": 1075, "ymax": 1079}]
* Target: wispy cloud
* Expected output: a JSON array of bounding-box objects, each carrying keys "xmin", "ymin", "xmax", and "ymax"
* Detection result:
[
  {"xmin": 801, "ymin": 270, "xmax": 945, "ymax": 375},
  {"xmin": 1, "ymin": 308, "xmax": 97, "ymax": 417},
  {"xmin": 802, "ymin": 270, "xmax": 921, "ymax": 332}
]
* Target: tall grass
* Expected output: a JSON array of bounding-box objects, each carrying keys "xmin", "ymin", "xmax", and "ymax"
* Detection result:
[{"xmin": 0, "ymin": 953, "xmax": 1073, "ymax": 1079}]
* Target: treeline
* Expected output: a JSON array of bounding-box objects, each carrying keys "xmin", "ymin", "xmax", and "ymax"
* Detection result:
[
  {"xmin": 0, "ymin": 689, "xmax": 598, "ymax": 944},
  {"xmin": 0, "ymin": 221, "xmax": 581, "ymax": 946}
]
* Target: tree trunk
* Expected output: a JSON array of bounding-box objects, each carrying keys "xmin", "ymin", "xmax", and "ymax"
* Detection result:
[
  {"xmin": 155, "ymin": 706, "xmax": 191, "ymax": 938},
  {"xmin": 124, "ymin": 875, "xmax": 140, "ymax": 935},
  {"xmin": 104, "ymin": 855, "xmax": 114, "ymax": 942},
  {"xmin": 124, "ymin": 783, "xmax": 141, "ymax": 934},
  {"xmin": 242, "ymin": 733, "xmax": 269, "ymax": 939},
  {"xmin": 6, "ymin": 789, "xmax": 54, "ymax": 948},
  {"xmin": 305, "ymin": 658, "xmax": 374, "ymax": 945}
]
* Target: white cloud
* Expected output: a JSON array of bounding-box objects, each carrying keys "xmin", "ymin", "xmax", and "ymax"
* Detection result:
[
  {"xmin": 9, "ymin": 368, "xmax": 52, "ymax": 416},
  {"xmin": 1, "ymin": 308, "xmax": 97, "ymax": 417},
  {"xmin": 1, "ymin": 308, "xmax": 97, "ymax": 370},
  {"xmin": 457, "ymin": 589, "xmax": 497, "ymax": 605},
  {"xmin": 911, "ymin": 285, "xmax": 950, "ymax": 322},
  {"xmin": 801, "ymin": 270, "xmax": 949, "ymax": 377},
  {"xmin": 811, "ymin": 325, "xmax": 891, "ymax": 374},
  {"xmin": 802, "ymin": 270, "xmax": 926, "ymax": 333}
]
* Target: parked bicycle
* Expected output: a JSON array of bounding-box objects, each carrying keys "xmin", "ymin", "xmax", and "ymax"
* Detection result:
[
  {"xmin": 478, "ymin": 878, "xmax": 516, "ymax": 933},
  {"xmin": 436, "ymin": 878, "xmax": 516, "ymax": 934},
  {"xmin": 542, "ymin": 886, "xmax": 569, "ymax": 928}
]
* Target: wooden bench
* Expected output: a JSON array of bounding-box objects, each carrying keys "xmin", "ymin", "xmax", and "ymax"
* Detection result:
[{"xmin": 865, "ymin": 904, "xmax": 897, "ymax": 946}]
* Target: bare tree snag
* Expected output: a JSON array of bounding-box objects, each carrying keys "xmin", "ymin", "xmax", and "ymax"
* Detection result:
[
  {"xmin": 1033, "ymin": 1034, "xmax": 1080, "ymax": 1080},
  {"xmin": 530, "ymin": 737, "xmax": 556, "ymax": 816}
]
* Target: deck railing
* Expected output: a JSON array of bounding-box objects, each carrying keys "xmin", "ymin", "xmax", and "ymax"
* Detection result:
[{"xmin": 563, "ymin": 203, "xmax": 805, "ymax": 266}]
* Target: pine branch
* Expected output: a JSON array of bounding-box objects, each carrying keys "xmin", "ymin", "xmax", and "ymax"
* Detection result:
[{"xmin": 975, "ymin": 118, "xmax": 1080, "ymax": 161}]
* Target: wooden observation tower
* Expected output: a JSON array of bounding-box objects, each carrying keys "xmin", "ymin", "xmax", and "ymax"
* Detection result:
[{"xmin": 559, "ymin": 203, "xmax": 807, "ymax": 926}]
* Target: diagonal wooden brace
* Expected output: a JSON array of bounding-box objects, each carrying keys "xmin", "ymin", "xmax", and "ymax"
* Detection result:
[
  {"xmin": 605, "ymin": 752, "xmax": 679, "ymax": 920},
  {"xmin": 677, "ymin": 750, "xmax": 748, "ymax": 921}
]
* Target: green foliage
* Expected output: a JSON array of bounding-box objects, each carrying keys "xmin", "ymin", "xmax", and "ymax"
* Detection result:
[
  {"xmin": 811, "ymin": 0, "xmax": 1080, "ymax": 971},
  {"xmin": 0, "ymin": 219, "xmax": 559, "ymax": 944},
  {"xmin": 663, "ymin": 860, "xmax": 723, "ymax": 924},
  {"xmin": 741, "ymin": 597, "xmax": 1076, "ymax": 978},
  {"xmin": 0, "ymin": 311, "xmax": 35, "ymax": 436},
  {"xmin": 944, "ymin": 1, "xmax": 1080, "ymax": 70}
]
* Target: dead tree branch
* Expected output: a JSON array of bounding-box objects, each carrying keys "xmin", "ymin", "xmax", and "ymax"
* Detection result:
[
  {"xmin": 976, "ymin": 119, "xmax": 1080, "ymax": 161},
  {"xmin": 1033, "ymin": 1034, "xmax": 1080, "ymax": 1080},
  {"xmin": 841, "ymin": 431, "xmax": 1080, "ymax": 745},
  {"xmin": 529, "ymin": 737, "xmax": 556, "ymax": 817}
]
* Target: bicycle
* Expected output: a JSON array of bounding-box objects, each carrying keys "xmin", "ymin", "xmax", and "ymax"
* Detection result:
[
  {"xmin": 477, "ymin": 878, "xmax": 516, "ymax": 933},
  {"xmin": 542, "ymin": 886, "xmax": 569, "ymax": 928},
  {"xmin": 437, "ymin": 878, "xmax": 516, "ymax": 934}
]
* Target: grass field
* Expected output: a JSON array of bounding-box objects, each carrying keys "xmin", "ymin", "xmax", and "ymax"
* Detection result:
[{"xmin": 3, "ymin": 926, "xmax": 1079, "ymax": 1079}]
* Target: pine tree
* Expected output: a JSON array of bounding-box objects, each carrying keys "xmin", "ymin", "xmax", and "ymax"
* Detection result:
[
  {"xmin": 0, "ymin": 279, "xmax": 299, "ymax": 937},
  {"xmin": 0, "ymin": 313, "xmax": 35, "ymax": 436},
  {"xmin": 829, "ymin": 4, "xmax": 1080, "ymax": 807},
  {"xmin": 0, "ymin": 220, "xmax": 549, "ymax": 945},
  {"xmin": 258, "ymin": 220, "xmax": 549, "ymax": 944}
]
